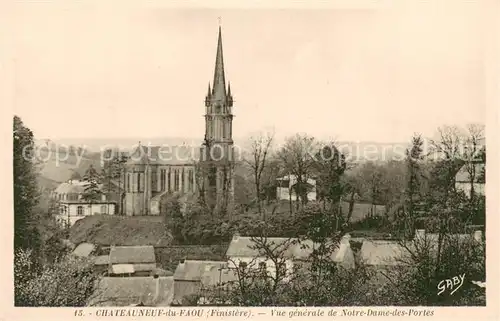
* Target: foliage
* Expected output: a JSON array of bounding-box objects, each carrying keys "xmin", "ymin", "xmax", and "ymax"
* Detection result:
[
  {"xmin": 15, "ymin": 249, "xmax": 101, "ymax": 307},
  {"xmin": 13, "ymin": 116, "xmax": 42, "ymax": 256},
  {"xmin": 82, "ymin": 164, "xmax": 102, "ymax": 202},
  {"xmin": 371, "ymin": 236, "xmax": 485, "ymax": 306}
]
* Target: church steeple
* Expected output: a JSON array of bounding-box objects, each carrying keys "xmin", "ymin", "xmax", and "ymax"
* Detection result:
[{"xmin": 212, "ymin": 26, "xmax": 226, "ymax": 101}]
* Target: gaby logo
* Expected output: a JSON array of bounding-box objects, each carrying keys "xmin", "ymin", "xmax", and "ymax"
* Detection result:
[{"xmin": 437, "ymin": 273, "xmax": 466, "ymax": 295}]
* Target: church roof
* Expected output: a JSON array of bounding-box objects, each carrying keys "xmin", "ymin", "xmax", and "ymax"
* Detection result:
[
  {"xmin": 126, "ymin": 145, "xmax": 199, "ymax": 166},
  {"xmin": 211, "ymin": 26, "xmax": 226, "ymax": 102}
]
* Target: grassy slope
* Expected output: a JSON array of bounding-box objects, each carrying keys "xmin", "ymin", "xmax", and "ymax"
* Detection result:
[
  {"xmin": 68, "ymin": 215, "xmax": 228, "ymax": 271},
  {"xmin": 69, "ymin": 215, "xmax": 172, "ymax": 246}
]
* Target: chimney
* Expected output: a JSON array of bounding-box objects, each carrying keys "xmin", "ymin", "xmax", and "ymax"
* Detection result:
[
  {"xmin": 233, "ymin": 232, "xmax": 240, "ymax": 241},
  {"xmin": 341, "ymin": 233, "xmax": 351, "ymax": 244},
  {"xmin": 414, "ymin": 229, "xmax": 425, "ymax": 242},
  {"xmin": 204, "ymin": 264, "xmax": 213, "ymax": 272},
  {"xmin": 153, "ymin": 274, "xmax": 160, "ymax": 302},
  {"xmin": 474, "ymin": 230, "xmax": 483, "ymax": 242},
  {"xmin": 180, "ymin": 258, "xmax": 186, "ymax": 264},
  {"xmin": 101, "ymin": 194, "xmax": 106, "ymax": 201}
]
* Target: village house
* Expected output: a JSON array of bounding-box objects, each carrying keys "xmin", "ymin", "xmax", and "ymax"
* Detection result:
[
  {"xmin": 53, "ymin": 179, "xmax": 116, "ymax": 227},
  {"xmin": 106, "ymin": 245, "xmax": 157, "ymax": 277},
  {"xmin": 276, "ymin": 174, "xmax": 317, "ymax": 202},
  {"xmin": 89, "ymin": 275, "xmax": 174, "ymax": 307},
  {"xmin": 225, "ymin": 233, "xmax": 355, "ymax": 278},
  {"xmin": 172, "ymin": 260, "xmax": 227, "ymax": 305}
]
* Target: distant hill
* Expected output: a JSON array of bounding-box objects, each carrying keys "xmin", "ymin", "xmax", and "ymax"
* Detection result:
[
  {"xmin": 35, "ymin": 147, "xmax": 103, "ymax": 190},
  {"xmin": 36, "ymin": 137, "xmax": 410, "ymax": 162}
]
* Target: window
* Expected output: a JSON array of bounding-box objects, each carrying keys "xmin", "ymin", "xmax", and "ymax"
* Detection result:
[
  {"xmin": 209, "ymin": 167, "xmax": 217, "ymax": 187},
  {"xmin": 138, "ymin": 172, "xmax": 143, "ymax": 192},
  {"xmin": 59, "ymin": 206, "xmax": 65, "ymax": 214},
  {"xmin": 188, "ymin": 169, "xmax": 194, "ymax": 192},
  {"xmin": 181, "ymin": 168, "xmax": 185, "ymax": 192},
  {"xmin": 174, "ymin": 169, "xmax": 179, "ymax": 191},
  {"xmin": 160, "ymin": 169, "xmax": 166, "ymax": 191},
  {"xmin": 259, "ymin": 262, "xmax": 267, "ymax": 272},
  {"xmin": 151, "ymin": 171, "xmax": 157, "ymax": 192},
  {"xmin": 167, "ymin": 168, "xmax": 171, "ymax": 192},
  {"xmin": 100, "ymin": 205, "xmax": 107, "ymax": 214},
  {"xmin": 77, "ymin": 206, "xmax": 84, "ymax": 216},
  {"xmin": 126, "ymin": 173, "xmax": 130, "ymax": 192},
  {"xmin": 238, "ymin": 261, "xmax": 247, "ymax": 269}
]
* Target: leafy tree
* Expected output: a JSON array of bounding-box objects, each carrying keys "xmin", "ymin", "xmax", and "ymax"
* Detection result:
[
  {"xmin": 15, "ymin": 249, "xmax": 102, "ymax": 307},
  {"xmin": 403, "ymin": 134, "xmax": 425, "ymax": 236},
  {"xmin": 81, "ymin": 165, "xmax": 102, "ymax": 202},
  {"xmin": 314, "ymin": 143, "xmax": 347, "ymax": 212},
  {"xmin": 13, "ymin": 116, "xmax": 42, "ymax": 262}
]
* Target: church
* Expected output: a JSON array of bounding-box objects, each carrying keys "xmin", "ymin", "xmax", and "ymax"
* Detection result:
[{"xmin": 122, "ymin": 27, "xmax": 235, "ymax": 216}]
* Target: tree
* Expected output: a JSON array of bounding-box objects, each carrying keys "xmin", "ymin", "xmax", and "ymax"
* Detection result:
[
  {"xmin": 81, "ymin": 165, "xmax": 102, "ymax": 202},
  {"xmin": 15, "ymin": 249, "xmax": 102, "ymax": 307},
  {"xmin": 404, "ymin": 134, "xmax": 425, "ymax": 236},
  {"xmin": 313, "ymin": 143, "xmax": 347, "ymax": 212},
  {"xmin": 277, "ymin": 134, "xmax": 318, "ymax": 212},
  {"xmin": 462, "ymin": 124, "xmax": 485, "ymax": 199},
  {"xmin": 13, "ymin": 116, "xmax": 42, "ymax": 259},
  {"xmin": 244, "ymin": 131, "xmax": 274, "ymax": 217}
]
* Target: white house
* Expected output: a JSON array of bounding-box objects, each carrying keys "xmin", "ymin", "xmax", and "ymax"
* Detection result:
[
  {"xmin": 276, "ymin": 174, "xmax": 317, "ymax": 202},
  {"xmin": 53, "ymin": 180, "xmax": 116, "ymax": 227},
  {"xmin": 225, "ymin": 233, "xmax": 355, "ymax": 279}
]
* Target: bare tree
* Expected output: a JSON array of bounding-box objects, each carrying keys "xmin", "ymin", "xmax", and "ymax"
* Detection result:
[
  {"xmin": 244, "ymin": 131, "xmax": 275, "ymax": 217},
  {"xmin": 462, "ymin": 124, "xmax": 485, "ymax": 199},
  {"xmin": 277, "ymin": 134, "xmax": 318, "ymax": 212}
]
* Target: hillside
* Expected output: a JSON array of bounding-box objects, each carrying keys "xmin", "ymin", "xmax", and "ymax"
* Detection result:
[
  {"xmin": 36, "ymin": 148, "xmax": 102, "ymax": 189},
  {"xmin": 69, "ymin": 215, "xmax": 172, "ymax": 246}
]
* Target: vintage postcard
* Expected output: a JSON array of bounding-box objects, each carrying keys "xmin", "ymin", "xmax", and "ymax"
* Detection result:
[{"xmin": 2, "ymin": 0, "xmax": 498, "ymax": 320}]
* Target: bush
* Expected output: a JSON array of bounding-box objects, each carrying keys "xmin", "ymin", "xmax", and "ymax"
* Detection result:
[{"xmin": 14, "ymin": 249, "xmax": 101, "ymax": 307}]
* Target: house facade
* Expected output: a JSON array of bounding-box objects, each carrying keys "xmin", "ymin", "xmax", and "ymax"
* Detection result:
[
  {"xmin": 225, "ymin": 234, "xmax": 355, "ymax": 278},
  {"xmin": 53, "ymin": 180, "xmax": 116, "ymax": 227},
  {"xmin": 276, "ymin": 175, "xmax": 317, "ymax": 202}
]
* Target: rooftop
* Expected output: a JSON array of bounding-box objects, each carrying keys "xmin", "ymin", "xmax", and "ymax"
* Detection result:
[
  {"xmin": 109, "ymin": 245, "xmax": 156, "ymax": 265},
  {"xmin": 89, "ymin": 276, "xmax": 174, "ymax": 307},
  {"xmin": 173, "ymin": 260, "xmax": 227, "ymax": 281}
]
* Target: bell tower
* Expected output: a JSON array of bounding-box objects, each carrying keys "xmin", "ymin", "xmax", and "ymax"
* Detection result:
[{"xmin": 201, "ymin": 26, "xmax": 235, "ymax": 213}]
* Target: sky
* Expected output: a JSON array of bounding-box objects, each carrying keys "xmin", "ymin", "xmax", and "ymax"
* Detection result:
[{"xmin": 11, "ymin": 1, "xmax": 488, "ymax": 144}]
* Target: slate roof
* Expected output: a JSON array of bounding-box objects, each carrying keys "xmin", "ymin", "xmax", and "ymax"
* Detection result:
[
  {"xmin": 126, "ymin": 145, "xmax": 199, "ymax": 166},
  {"xmin": 72, "ymin": 243, "xmax": 96, "ymax": 257},
  {"xmin": 109, "ymin": 246, "xmax": 156, "ymax": 264},
  {"xmin": 89, "ymin": 276, "xmax": 174, "ymax": 307},
  {"xmin": 94, "ymin": 255, "xmax": 110, "ymax": 266},
  {"xmin": 360, "ymin": 231, "xmax": 483, "ymax": 266},
  {"xmin": 226, "ymin": 235, "xmax": 354, "ymax": 264},
  {"xmin": 200, "ymin": 265, "xmax": 238, "ymax": 288},
  {"xmin": 173, "ymin": 260, "xmax": 227, "ymax": 281}
]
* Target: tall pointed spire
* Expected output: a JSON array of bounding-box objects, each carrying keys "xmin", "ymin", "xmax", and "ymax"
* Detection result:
[{"xmin": 212, "ymin": 26, "xmax": 226, "ymax": 100}]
